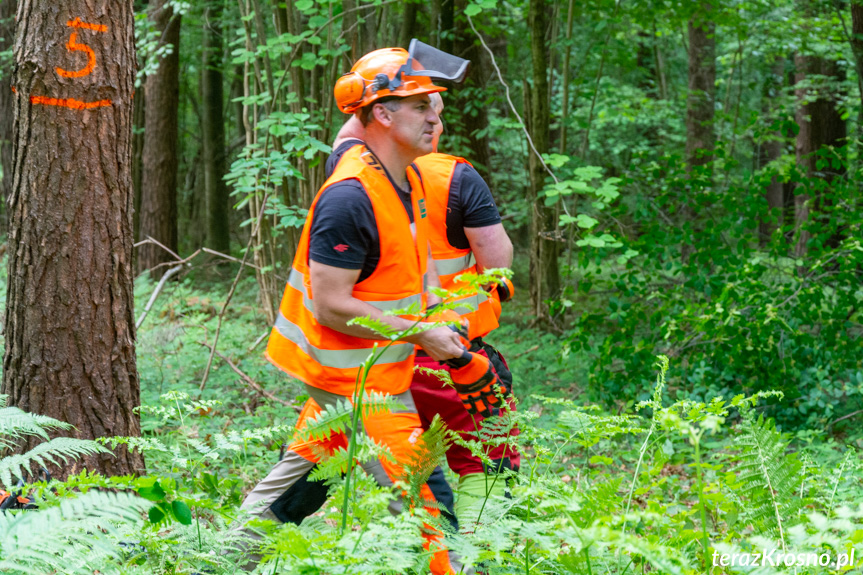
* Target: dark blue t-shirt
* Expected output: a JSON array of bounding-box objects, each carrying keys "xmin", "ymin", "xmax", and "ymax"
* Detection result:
[{"xmin": 310, "ymin": 139, "xmax": 501, "ymax": 282}]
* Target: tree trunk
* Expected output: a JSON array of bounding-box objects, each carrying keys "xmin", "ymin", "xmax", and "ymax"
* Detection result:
[
  {"xmin": 202, "ymin": 0, "xmax": 229, "ymax": 254},
  {"xmin": 0, "ymin": 0, "xmax": 14, "ymax": 219},
  {"xmin": 685, "ymin": 7, "xmax": 716, "ymax": 169},
  {"xmin": 453, "ymin": 0, "xmax": 492, "ymax": 180},
  {"xmin": 759, "ymin": 59, "xmax": 785, "ymax": 243},
  {"xmin": 528, "ymin": 0, "xmax": 559, "ymax": 320},
  {"xmin": 793, "ymin": 54, "xmax": 847, "ymax": 257},
  {"xmin": 132, "ymin": 87, "xmax": 144, "ymax": 243},
  {"xmin": 850, "ymin": 2, "xmax": 863, "ymax": 142},
  {"xmin": 439, "ymin": 0, "xmax": 454, "ymax": 54},
  {"xmin": 5, "ymin": 0, "xmax": 144, "ymax": 478},
  {"xmin": 398, "ymin": 1, "xmax": 418, "ymax": 49},
  {"xmin": 138, "ymin": 0, "xmax": 181, "ymax": 275}
]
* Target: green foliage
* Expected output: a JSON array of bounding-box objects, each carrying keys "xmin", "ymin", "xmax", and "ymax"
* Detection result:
[
  {"xmin": 730, "ymin": 401, "xmax": 804, "ymax": 546},
  {"xmin": 0, "ymin": 395, "xmax": 110, "ymax": 489},
  {"xmin": 0, "ymin": 490, "xmax": 150, "ymax": 575}
]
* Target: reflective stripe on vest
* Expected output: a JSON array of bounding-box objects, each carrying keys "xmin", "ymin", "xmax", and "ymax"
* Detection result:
[
  {"xmin": 433, "ymin": 253, "xmax": 476, "ymax": 277},
  {"xmin": 266, "ymin": 144, "xmax": 428, "ymax": 396},
  {"xmin": 411, "ymin": 153, "xmax": 500, "ymax": 339},
  {"xmin": 273, "ymin": 312, "xmax": 414, "ymax": 369}
]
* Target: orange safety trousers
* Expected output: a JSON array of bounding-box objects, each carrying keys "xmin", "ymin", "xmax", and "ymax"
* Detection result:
[{"xmin": 242, "ymin": 388, "xmax": 465, "ymax": 575}]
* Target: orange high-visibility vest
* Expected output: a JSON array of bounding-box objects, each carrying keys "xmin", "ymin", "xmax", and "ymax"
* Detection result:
[
  {"xmin": 266, "ymin": 145, "xmax": 429, "ymax": 396},
  {"xmin": 411, "ymin": 153, "xmax": 500, "ymax": 339}
]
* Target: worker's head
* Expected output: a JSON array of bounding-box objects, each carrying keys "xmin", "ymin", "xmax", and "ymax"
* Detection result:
[
  {"xmin": 429, "ymin": 92, "xmax": 444, "ymax": 151},
  {"xmin": 334, "ymin": 47, "xmax": 447, "ymax": 116},
  {"xmin": 335, "ymin": 47, "xmax": 446, "ymax": 157}
]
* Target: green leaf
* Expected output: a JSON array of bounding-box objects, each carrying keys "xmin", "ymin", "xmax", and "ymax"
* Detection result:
[
  {"xmin": 172, "ymin": 500, "xmax": 193, "ymax": 525},
  {"xmin": 576, "ymin": 214, "xmax": 599, "ymax": 229},
  {"xmin": 137, "ymin": 481, "xmax": 166, "ymax": 502},
  {"xmin": 464, "ymin": 3, "xmax": 482, "ymax": 16},
  {"xmin": 148, "ymin": 505, "xmax": 166, "ymax": 524}
]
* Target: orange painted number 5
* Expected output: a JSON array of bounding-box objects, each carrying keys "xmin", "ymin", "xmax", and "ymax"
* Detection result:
[{"xmin": 56, "ymin": 17, "xmax": 108, "ymax": 79}]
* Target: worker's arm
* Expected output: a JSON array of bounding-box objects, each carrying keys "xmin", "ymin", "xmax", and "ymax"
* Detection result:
[
  {"xmin": 310, "ymin": 260, "xmax": 463, "ymax": 361},
  {"xmin": 332, "ymin": 115, "xmax": 366, "ymax": 150},
  {"xmin": 464, "ymin": 223, "xmax": 513, "ymax": 272}
]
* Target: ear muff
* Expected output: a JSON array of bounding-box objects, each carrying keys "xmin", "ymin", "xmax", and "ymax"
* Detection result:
[{"xmin": 334, "ymin": 72, "xmax": 368, "ymax": 113}]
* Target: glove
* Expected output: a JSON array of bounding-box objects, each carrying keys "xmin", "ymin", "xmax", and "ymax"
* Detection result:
[
  {"xmin": 495, "ymin": 278, "xmax": 514, "ymax": 302},
  {"xmin": 444, "ymin": 350, "xmax": 509, "ymax": 418}
]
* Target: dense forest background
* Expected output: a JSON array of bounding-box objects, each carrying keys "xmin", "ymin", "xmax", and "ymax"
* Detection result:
[{"xmin": 0, "ymin": 0, "xmax": 861, "ymax": 573}]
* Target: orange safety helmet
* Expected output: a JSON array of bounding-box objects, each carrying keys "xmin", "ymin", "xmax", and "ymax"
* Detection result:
[{"xmin": 334, "ymin": 47, "xmax": 447, "ymax": 114}]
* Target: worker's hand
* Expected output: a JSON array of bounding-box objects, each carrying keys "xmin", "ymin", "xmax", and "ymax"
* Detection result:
[{"xmin": 415, "ymin": 325, "xmax": 465, "ymax": 362}]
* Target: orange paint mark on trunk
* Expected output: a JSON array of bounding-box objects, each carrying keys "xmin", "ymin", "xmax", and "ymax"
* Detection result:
[
  {"xmin": 30, "ymin": 95, "xmax": 112, "ymax": 109},
  {"xmin": 56, "ymin": 31, "xmax": 97, "ymax": 78},
  {"xmin": 66, "ymin": 18, "xmax": 108, "ymax": 32}
]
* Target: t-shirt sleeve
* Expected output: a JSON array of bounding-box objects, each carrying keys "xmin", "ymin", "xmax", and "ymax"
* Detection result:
[
  {"xmin": 457, "ymin": 164, "xmax": 502, "ymax": 228},
  {"xmin": 325, "ymin": 139, "xmax": 364, "ymax": 179},
  {"xmin": 308, "ymin": 180, "xmax": 377, "ymax": 270}
]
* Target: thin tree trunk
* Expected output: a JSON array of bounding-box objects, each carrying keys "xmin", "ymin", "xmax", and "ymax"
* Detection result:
[
  {"xmin": 5, "ymin": 0, "xmax": 144, "ymax": 478},
  {"xmin": 0, "ymin": 0, "xmax": 14, "ymax": 222},
  {"xmin": 203, "ymin": 0, "xmax": 230, "ymax": 253},
  {"xmin": 528, "ymin": 0, "xmax": 559, "ymax": 320},
  {"xmin": 139, "ymin": 0, "xmax": 181, "ymax": 275},
  {"xmin": 850, "ymin": 2, "xmax": 863, "ymax": 142},
  {"xmin": 132, "ymin": 87, "xmax": 144, "ymax": 243},
  {"xmin": 759, "ymin": 59, "xmax": 785, "ymax": 244},
  {"xmin": 453, "ymin": 0, "xmax": 492, "ymax": 179},
  {"xmin": 559, "ymin": 0, "xmax": 575, "ymax": 155},
  {"xmin": 398, "ymin": 1, "xmax": 418, "ymax": 49},
  {"xmin": 686, "ymin": 7, "xmax": 716, "ymax": 169},
  {"xmin": 794, "ymin": 54, "xmax": 847, "ymax": 257}
]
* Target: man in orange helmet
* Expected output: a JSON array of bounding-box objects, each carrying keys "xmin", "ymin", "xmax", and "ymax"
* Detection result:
[
  {"xmin": 239, "ymin": 45, "xmax": 474, "ymax": 575},
  {"xmin": 326, "ymin": 92, "xmax": 521, "ymax": 519}
]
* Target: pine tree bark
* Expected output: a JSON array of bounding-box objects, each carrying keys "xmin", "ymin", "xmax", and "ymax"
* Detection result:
[
  {"xmin": 138, "ymin": 0, "xmax": 180, "ymax": 275},
  {"xmin": 0, "ymin": 0, "xmax": 15, "ymax": 213},
  {"xmin": 686, "ymin": 6, "xmax": 716, "ymax": 169},
  {"xmin": 793, "ymin": 55, "xmax": 847, "ymax": 257},
  {"xmin": 528, "ymin": 0, "xmax": 559, "ymax": 320},
  {"xmin": 4, "ymin": 0, "xmax": 144, "ymax": 478},
  {"xmin": 202, "ymin": 0, "xmax": 229, "ymax": 253}
]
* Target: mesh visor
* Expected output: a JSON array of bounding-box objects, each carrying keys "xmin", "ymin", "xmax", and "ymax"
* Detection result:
[{"xmin": 406, "ymin": 39, "xmax": 470, "ymax": 83}]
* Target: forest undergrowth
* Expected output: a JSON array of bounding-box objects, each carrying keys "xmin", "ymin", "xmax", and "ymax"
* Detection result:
[{"xmin": 0, "ymin": 262, "xmax": 860, "ymax": 574}]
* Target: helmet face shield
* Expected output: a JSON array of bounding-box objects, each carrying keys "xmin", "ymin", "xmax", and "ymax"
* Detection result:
[{"xmin": 404, "ymin": 39, "xmax": 470, "ymax": 84}]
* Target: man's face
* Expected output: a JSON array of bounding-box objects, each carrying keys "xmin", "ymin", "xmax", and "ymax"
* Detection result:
[{"xmin": 386, "ymin": 94, "xmax": 441, "ymax": 157}]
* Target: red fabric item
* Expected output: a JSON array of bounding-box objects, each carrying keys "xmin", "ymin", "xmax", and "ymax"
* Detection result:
[{"xmin": 412, "ymin": 348, "xmax": 520, "ymax": 477}]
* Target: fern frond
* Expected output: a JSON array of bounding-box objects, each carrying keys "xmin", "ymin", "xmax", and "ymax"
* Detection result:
[
  {"xmin": 294, "ymin": 393, "xmax": 406, "ymax": 445},
  {"xmin": 0, "ymin": 437, "xmax": 110, "ymax": 489},
  {"xmin": 731, "ymin": 411, "xmax": 802, "ymax": 548},
  {"xmin": 0, "ymin": 407, "xmax": 72, "ymax": 449},
  {"xmin": 404, "ymin": 415, "xmax": 450, "ymax": 509},
  {"xmin": 0, "ymin": 490, "xmax": 149, "ymax": 574}
]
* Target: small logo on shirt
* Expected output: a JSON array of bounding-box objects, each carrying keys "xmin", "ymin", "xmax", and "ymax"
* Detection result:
[
  {"xmin": 333, "ymin": 244, "xmax": 349, "ymax": 252},
  {"xmin": 418, "ymin": 198, "xmax": 427, "ymax": 219}
]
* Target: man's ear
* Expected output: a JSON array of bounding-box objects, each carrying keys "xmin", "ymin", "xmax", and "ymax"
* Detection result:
[{"xmin": 372, "ymin": 103, "xmax": 393, "ymax": 127}]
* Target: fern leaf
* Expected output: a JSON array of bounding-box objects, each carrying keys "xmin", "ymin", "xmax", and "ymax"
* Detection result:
[
  {"xmin": 403, "ymin": 415, "xmax": 450, "ymax": 509},
  {"xmin": 0, "ymin": 490, "xmax": 149, "ymax": 574},
  {"xmin": 0, "ymin": 407, "xmax": 72, "ymax": 449},
  {"xmin": 0, "ymin": 437, "xmax": 110, "ymax": 489},
  {"xmin": 731, "ymin": 411, "xmax": 802, "ymax": 548}
]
